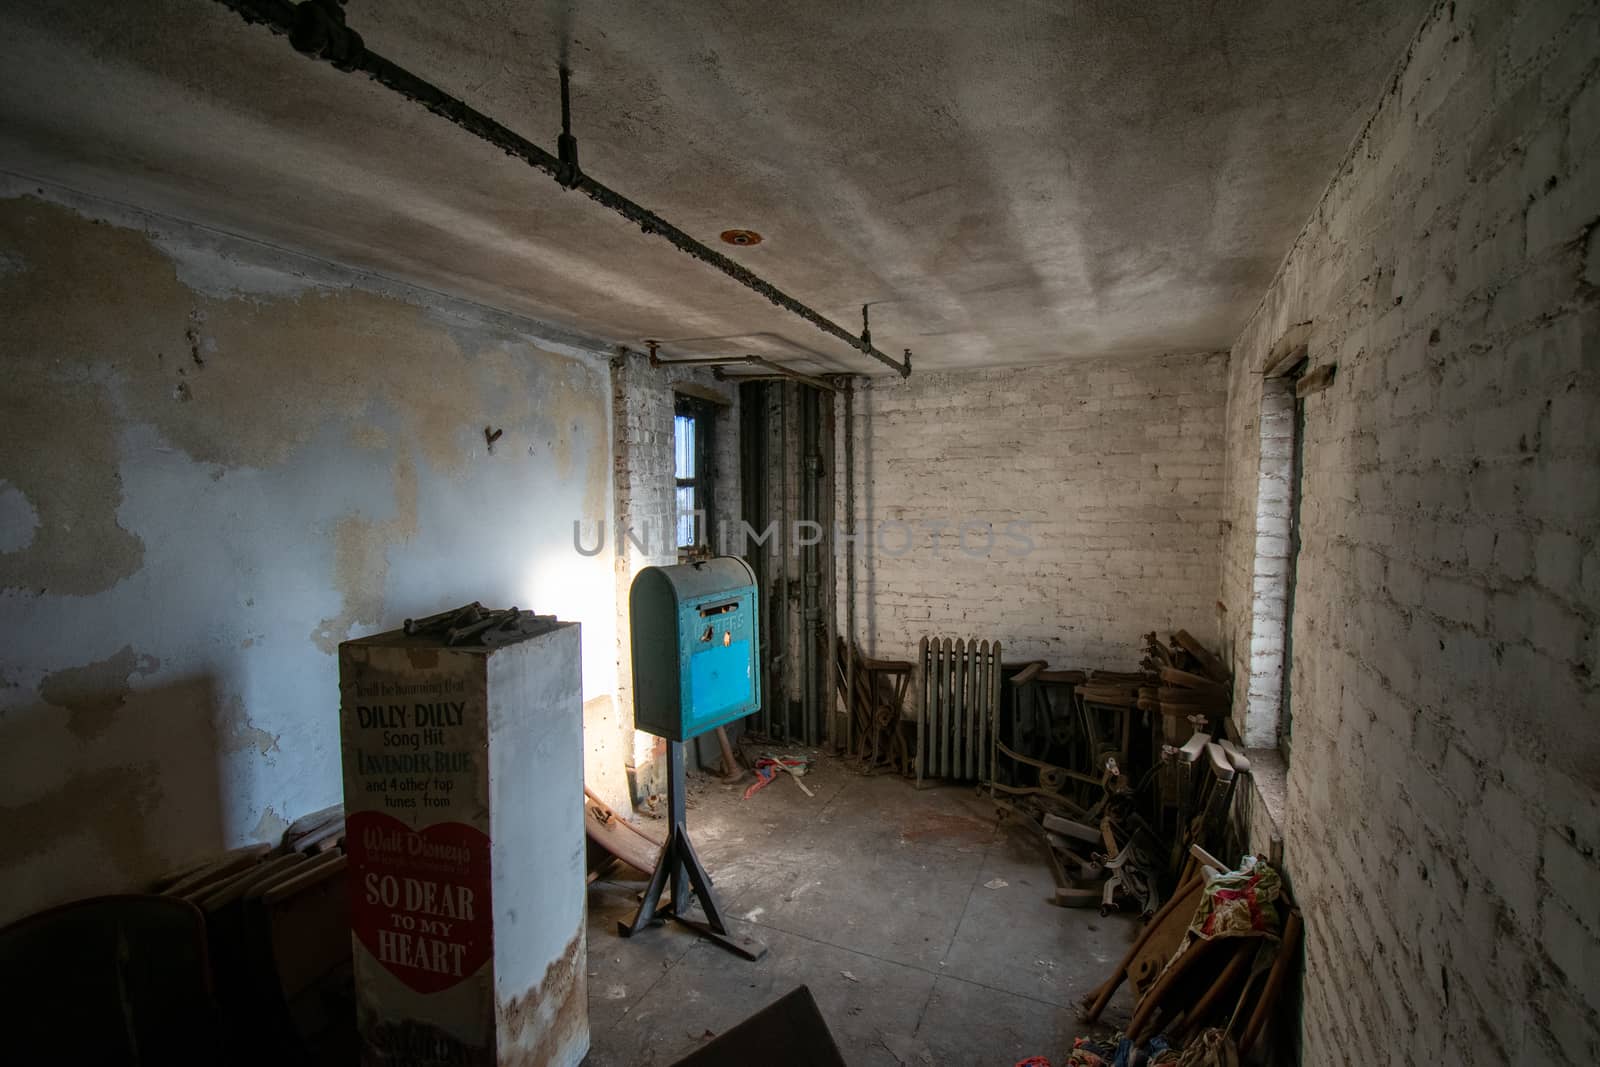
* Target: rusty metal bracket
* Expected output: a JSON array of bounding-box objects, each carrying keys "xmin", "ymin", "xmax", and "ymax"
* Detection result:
[{"xmin": 555, "ymin": 65, "xmax": 581, "ymax": 189}]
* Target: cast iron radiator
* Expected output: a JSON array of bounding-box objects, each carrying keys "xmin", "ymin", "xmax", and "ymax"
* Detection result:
[{"xmin": 913, "ymin": 636, "xmax": 1002, "ymax": 786}]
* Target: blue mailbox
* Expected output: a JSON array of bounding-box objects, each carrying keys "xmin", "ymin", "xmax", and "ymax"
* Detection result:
[{"xmin": 630, "ymin": 557, "xmax": 761, "ymax": 741}]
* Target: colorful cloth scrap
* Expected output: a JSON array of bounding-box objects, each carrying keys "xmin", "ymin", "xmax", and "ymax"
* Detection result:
[
  {"xmin": 741, "ymin": 756, "xmax": 812, "ymax": 800},
  {"xmin": 1188, "ymin": 856, "xmax": 1283, "ymax": 941}
]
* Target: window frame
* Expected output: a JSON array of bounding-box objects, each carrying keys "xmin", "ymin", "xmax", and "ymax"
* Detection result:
[{"xmin": 674, "ymin": 394, "xmax": 719, "ymax": 558}]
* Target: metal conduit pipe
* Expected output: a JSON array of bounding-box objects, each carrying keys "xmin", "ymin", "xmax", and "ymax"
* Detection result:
[
  {"xmin": 743, "ymin": 382, "xmax": 773, "ymax": 740},
  {"xmin": 715, "ymin": 373, "xmax": 837, "ymax": 393},
  {"xmin": 776, "ymin": 382, "xmax": 791, "ymax": 740},
  {"xmin": 794, "ymin": 385, "xmax": 807, "ymax": 744},
  {"xmin": 801, "ymin": 384, "xmax": 820, "ymax": 747},
  {"xmin": 842, "ymin": 378, "xmax": 856, "ymax": 756},
  {"xmin": 215, "ymin": 0, "xmax": 913, "ymax": 377},
  {"xmin": 648, "ymin": 355, "xmax": 748, "ymax": 368},
  {"xmin": 652, "ymin": 354, "xmax": 838, "ymax": 393},
  {"xmin": 822, "ymin": 382, "xmax": 838, "ymax": 750},
  {"xmin": 714, "ymin": 366, "xmax": 839, "ymax": 394}
]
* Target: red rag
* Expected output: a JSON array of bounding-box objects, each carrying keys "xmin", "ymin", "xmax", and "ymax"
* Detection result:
[{"xmin": 742, "ymin": 762, "xmax": 779, "ymax": 800}]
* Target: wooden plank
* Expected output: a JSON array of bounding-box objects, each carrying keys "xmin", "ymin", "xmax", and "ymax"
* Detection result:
[
  {"xmin": 1082, "ymin": 873, "xmax": 1204, "ymax": 1021},
  {"xmin": 261, "ymin": 855, "xmax": 351, "ymax": 1001},
  {"xmin": 281, "ymin": 803, "xmax": 341, "ymax": 846},
  {"xmin": 1240, "ymin": 909, "xmax": 1304, "ymax": 1055},
  {"xmin": 1218, "ymin": 738, "xmax": 1253, "ymax": 773},
  {"xmin": 1171, "ymin": 630, "xmax": 1230, "ymax": 683},
  {"xmin": 258, "ymin": 851, "xmax": 345, "ymax": 905},
  {"xmin": 1205, "ymin": 742, "xmax": 1235, "ymax": 782},
  {"xmin": 195, "ymin": 853, "xmax": 305, "ymax": 911},
  {"xmin": 1177, "ymin": 732, "xmax": 1211, "ymax": 763},
  {"xmin": 1158, "ymin": 686, "xmax": 1229, "ymax": 706},
  {"xmin": 1296, "ymin": 363, "xmax": 1337, "ymax": 397},
  {"xmin": 1008, "ymin": 661, "xmax": 1046, "ymax": 686},
  {"xmin": 1159, "ymin": 667, "xmax": 1229, "ymax": 693},
  {"xmin": 1041, "ymin": 813, "xmax": 1102, "ymax": 844},
  {"xmin": 159, "ymin": 844, "xmax": 271, "ymax": 899},
  {"xmin": 1263, "ymin": 322, "xmax": 1312, "ymax": 378},
  {"xmin": 584, "ymin": 788, "xmax": 663, "ymax": 875}
]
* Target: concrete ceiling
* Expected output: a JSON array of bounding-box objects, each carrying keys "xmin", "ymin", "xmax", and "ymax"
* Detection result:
[{"xmin": 0, "ymin": 1, "xmax": 1429, "ymax": 373}]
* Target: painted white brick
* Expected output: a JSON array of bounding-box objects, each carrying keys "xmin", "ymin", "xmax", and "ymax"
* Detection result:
[
  {"xmin": 843, "ymin": 353, "xmax": 1228, "ymax": 665},
  {"xmin": 1544, "ymin": 899, "xmax": 1600, "ymax": 1012},
  {"xmin": 1543, "ymin": 829, "xmax": 1600, "ymax": 937},
  {"xmin": 1217, "ymin": 0, "xmax": 1600, "ymax": 1062}
]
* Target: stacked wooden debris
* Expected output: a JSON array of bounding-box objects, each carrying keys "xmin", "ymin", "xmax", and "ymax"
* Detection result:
[
  {"xmin": 1137, "ymin": 630, "xmax": 1232, "ymax": 719},
  {"xmin": 1165, "ymin": 734, "xmax": 1253, "ymax": 882},
  {"xmin": 152, "ymin": 804, "xmax": 354, "ymax": 1064},
  {"xmin": 1075, "ymin": 670, "xmax": 1146, "ymax": 708},
  {"xmin": 991, "ymin": 727, "xmax": 1168, "ymax": 918},
  {"xmin": 832, "ymin": 637, "xmax": 915, "ymax": 775},
  {"xmin": 1081, "ymin": 850, "xmax": 1303, "ymax": 1059},
  {"xmin": 280, "ymin": 803, "xmax": 345, "ymax": 856}
]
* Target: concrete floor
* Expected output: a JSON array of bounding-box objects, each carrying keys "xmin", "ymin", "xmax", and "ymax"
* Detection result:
[{"xmin": 582, "ymin": 753, "xmax": 1138, "ymax": 1066}]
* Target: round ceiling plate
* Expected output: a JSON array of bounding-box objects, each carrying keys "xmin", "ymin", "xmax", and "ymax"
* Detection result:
[{"xmin": 719, "ymin": 229, "xmax": 763, "ymax": 246}]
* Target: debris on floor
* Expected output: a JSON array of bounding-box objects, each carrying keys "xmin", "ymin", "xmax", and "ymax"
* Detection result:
[
  {"xmin": 833, "ymin": 638, "xmax": 917, "ymax": 775},
  {"xmin": 0, "ymin": 801, "xmax": 362, "ymax": 1064},
  {"xmin": 988, "ymin": 629, "xmax": 1246, "ymax": 917},
  {"xmin": 862, "ymin": 627, "xmax": 1302, "ymax": 1061},
  {"xmin": 584, "ymin": 786, "xmax": 664, "ymax": 878},
  {"xmin": 1042, "ymin": 1027, "xmax": 1238, "ymax": 1066},
  {"xmin": 1080, "ymin": 853, "xmax": 1301, "ymax": 1059},
  {"xmin": 742, "ymin": 752, "xmax": 815, "ymax": 799}
]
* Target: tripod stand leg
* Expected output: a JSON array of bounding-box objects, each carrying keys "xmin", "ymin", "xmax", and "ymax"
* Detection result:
[
  {"xmin": 617, "ymin": 740, "xmax": 766, "ymax": 959},
  {"xmin": 618, "ymin": 828, "xmax": 675, "ymax": 938},
  {"xmin": 676, "ymin": 821, "xmax": 725, "ymax": 931}
]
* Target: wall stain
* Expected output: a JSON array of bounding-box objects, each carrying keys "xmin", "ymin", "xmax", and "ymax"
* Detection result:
[
  {"xmin": 216, "ymin": 695, "xmax": 281, "ymax": 758},
  {"xmin": 252, "ymin": 804, "xmax": 289, "ymax": 843},
  {"xmin": 0, "ymin": 763, "xmax": 163, "ymax": 880},
  {"xmin": 350, "ymin": 424, "xmax": 390, "ymax": 450},
  {"xmin": 0, "ymin": 194, "xmax": 615, "ymax": 916},
  {"xmin": 40, "ymin": 645, "xmax": 160, "ymax": 742},
  {"xmin": 0, "ymin": 196, "xmax": 610, "ymax": 600},
  {"xmin": 312, "ymin": 454, "xmax": 419, "ymax": 654},
  {"xmin": 497, "ymin": 929, "xmax": 586, "ymax": 1065}
]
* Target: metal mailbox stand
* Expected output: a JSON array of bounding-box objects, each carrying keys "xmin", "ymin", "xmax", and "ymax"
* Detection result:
[
  {"xmin": 619, "ymin": 558, "xmax": 767, "ymax": 961},
  {"xmin": 617, "ymin": 738, "xmax": 764, "ymax": 959}
]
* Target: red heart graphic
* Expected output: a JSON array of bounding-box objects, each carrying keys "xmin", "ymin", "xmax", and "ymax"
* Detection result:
[{"xmin": 347, "ymin": 811, "xmax": 494, "ymax": 994}]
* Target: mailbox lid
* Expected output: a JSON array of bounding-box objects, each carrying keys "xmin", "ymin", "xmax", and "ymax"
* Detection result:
[{"xmin": 652, "ymin": 557, "xmax": 757, "ymax": 602}]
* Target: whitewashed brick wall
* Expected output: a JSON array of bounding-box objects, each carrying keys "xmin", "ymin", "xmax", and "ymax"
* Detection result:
[
  {"xmin": 844, "ymin": 353, "xmax": 1228, "ymax": 668},
  {"xmin": 1218, "ymin": 0, "xmax": 1600, "ymax": 1060},
  {"xmin": 1243, "ymin": 377, "xmax": 1298, "ymax": 747},
  {"xmin": 610, "ymin": 351, "xmax": 740, "ymax": 789}
]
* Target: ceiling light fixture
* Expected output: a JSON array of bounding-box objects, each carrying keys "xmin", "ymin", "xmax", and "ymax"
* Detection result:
[{"xmin": 719, "ymin": 229, "xmax": 763, "ymax": 246}]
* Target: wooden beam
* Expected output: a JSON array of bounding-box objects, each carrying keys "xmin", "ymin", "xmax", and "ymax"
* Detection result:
[
  {"xmin": 1263, "ymin": 322, "xmax": 1313, "ymax": 378},
  {"xmin": 1296, "ymin": 363, "xmax": 1337, "ymax": 397}
]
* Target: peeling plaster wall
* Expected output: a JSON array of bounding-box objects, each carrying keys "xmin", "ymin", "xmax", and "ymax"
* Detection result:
[
  {"xmin": 1217, "ymin": 0, "xmax": 1600, "ymax": 1060},
  {"xmin": 0, "ymin": 186, "xmax": 621, "ymax": 924}
]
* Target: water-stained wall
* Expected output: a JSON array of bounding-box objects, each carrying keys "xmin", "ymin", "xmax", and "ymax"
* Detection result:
[{"xmin": 0, "ymin": 186, "xmax": 621, "ymax": 924}]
